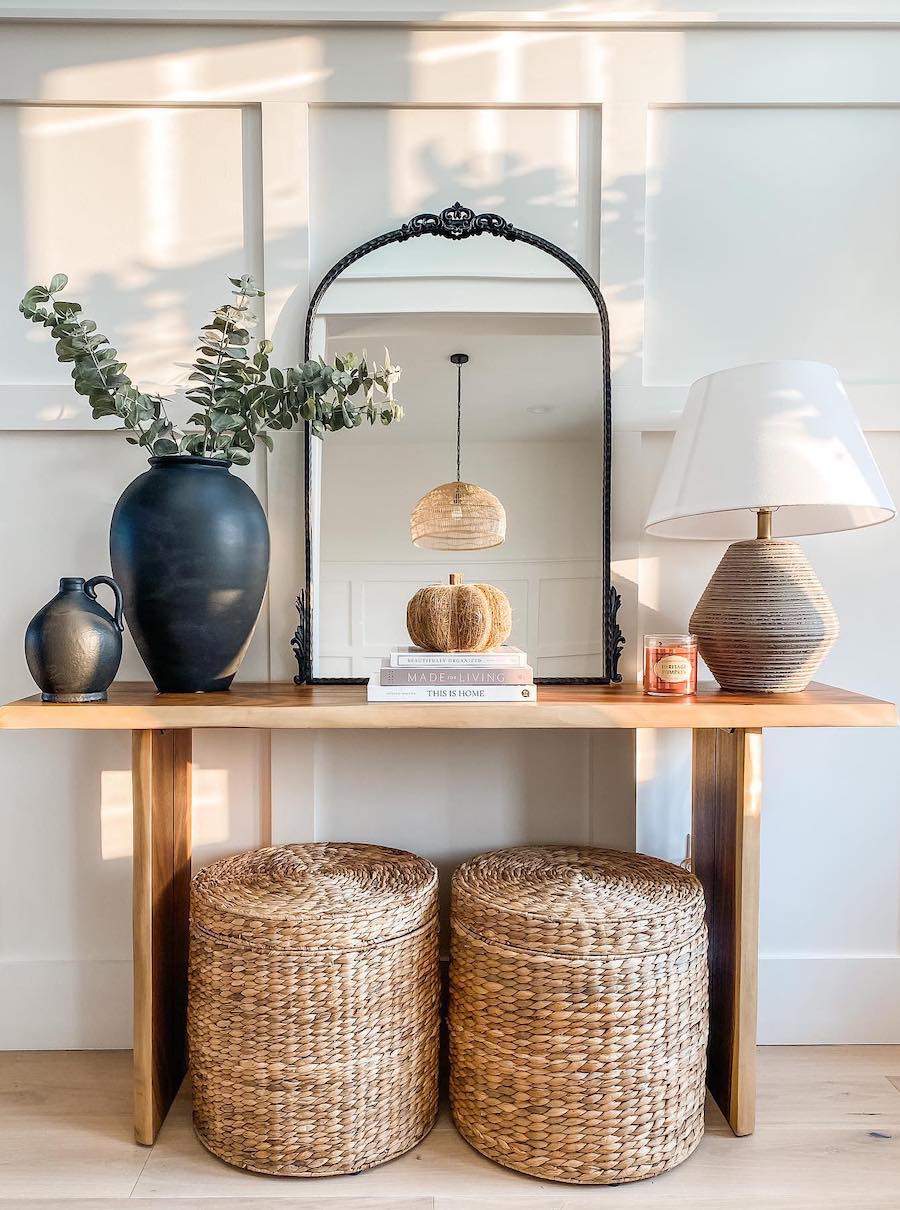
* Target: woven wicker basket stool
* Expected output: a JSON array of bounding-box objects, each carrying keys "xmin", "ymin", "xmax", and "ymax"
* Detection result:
[
  {"xmin": 449, "ymin": 845, "xmax": 708, "ymax": 1185},
  {"xmin": 188, "ymin": 842, "xmax": 440, "ymax": 1176}
]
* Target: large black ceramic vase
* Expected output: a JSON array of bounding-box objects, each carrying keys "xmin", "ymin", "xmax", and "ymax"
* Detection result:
[{"xmin": 110, "ymin": 456, "xmax": 269, "ymax": 692}]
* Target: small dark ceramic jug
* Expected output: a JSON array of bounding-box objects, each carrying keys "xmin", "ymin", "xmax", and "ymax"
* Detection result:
[{"xmin": 25, "ymin": 576, "xmax": 125, "ymax": 702}]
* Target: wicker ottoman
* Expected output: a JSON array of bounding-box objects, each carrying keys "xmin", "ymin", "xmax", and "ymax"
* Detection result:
[
  {"xmin": 449, "ymin": 846, "xmax": 708, "ymax": 1184},
  {"xmin": 188, "ymin": 842, "xmax": 440, "ymax": 1176}
]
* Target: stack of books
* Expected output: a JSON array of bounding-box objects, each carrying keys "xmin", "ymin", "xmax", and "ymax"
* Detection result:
[{"xmin": 367, "ymin": 645, "xmax": 536, "ymax": 703}]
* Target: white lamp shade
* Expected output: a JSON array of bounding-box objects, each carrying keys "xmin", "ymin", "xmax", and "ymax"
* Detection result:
[{"xmin": 645, "ymin": 361, "xmax": 895, "ymax": 539}]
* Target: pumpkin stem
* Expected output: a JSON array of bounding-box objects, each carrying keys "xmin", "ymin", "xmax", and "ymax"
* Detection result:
[{"xmin": 449, "ymin": 573, "xmax": 463, "ymax": 585}]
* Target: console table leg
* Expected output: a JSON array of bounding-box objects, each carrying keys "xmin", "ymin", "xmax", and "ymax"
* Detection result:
[
  {"xmin": 692, "ymin": 726, "xmax": 762, "ymax": 1137},
  {"xmin": 131, "ymin": 728, "xmax": 192, "ymax": 1145}
]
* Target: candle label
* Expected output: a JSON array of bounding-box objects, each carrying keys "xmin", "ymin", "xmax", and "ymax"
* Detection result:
[{"xmin": 654, "ymin": 655, "xmax": 692, "ymax": 682}]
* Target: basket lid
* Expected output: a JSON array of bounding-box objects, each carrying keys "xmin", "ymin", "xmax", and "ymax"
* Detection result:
[
  {"xmin": 452, "ymin": 845, "xmax": 704, "ymax": 956},
  {"xmin": 192, "ymin": 842, "xmax": 438, "ymax": 951}
]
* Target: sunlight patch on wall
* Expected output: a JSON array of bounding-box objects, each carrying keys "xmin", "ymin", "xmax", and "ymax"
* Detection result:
[
  {"xmin": 42, "ymin": 35, "xmax": 326, "ymax": 106},
  {"xmin": 17, "ymin": 105, "xmax": 246, "ymax": 388},
  {"xmin": 497, "ymin": 32, "xmax": 524, "ymax": 104},
  {"xmin": 145, "ymin": 109, "xmax": 177, "ymax": 269},
  {"xmin": 193, "ymin": 768, "xmax": 231, "ymax": 847},
  {"xmin": 637, "ymin": 553, "xmax": 661, "ymax": 614},
  {"xmin": 611, "ymin": 555, "xmax": 640, "ymax": 591},
  {"xmin": 100, "ymin": 767, "xmax": 231, "ymax": 860},
  {"xmin": 100, "ymin": 770, "xmax": 133, "ymax": 861}
]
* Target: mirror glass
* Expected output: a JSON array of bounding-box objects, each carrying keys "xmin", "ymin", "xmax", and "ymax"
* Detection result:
[{"xmin": 309, "ymin": 234, "xmax": 609, "ymax": 680}]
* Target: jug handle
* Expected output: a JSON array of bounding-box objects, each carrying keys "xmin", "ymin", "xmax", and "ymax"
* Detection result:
[{"xmin": 85, "ymin": 575, "xmax": 125, "ymax": 632}]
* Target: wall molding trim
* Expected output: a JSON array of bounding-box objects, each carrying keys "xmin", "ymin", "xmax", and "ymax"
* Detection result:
[
  {"xmin": 758, "ymin": 955, "xmax": 900, "ymax": 1044},
  {"xmin": 7, "ymin": 7, "xmax": 900, "ymax": 31},
  {"xmin": 5, "ymin": 953, "xmax": 898, "ymax": 1050},
  {"xmin": 0, "ymin": 959, "xmax": 132, "ymax": 1049}
]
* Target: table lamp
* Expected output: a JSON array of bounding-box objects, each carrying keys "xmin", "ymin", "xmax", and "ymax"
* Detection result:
[{"xmin": 645, "ymin": 361, "xmax": 895, "ymax": 692}]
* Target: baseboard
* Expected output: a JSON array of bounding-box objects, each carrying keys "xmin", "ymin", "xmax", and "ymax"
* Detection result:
[
  {"xmin": 0, "ymin": 959, "xmax": 132, "ymax": 1049},
  {"xmin": 2, "ymin": 954, "xmax": 897, "ymax": 1049},
  {"xmin": 759, "ymin": 954, "xmax": 900, "ymax": 1043}
]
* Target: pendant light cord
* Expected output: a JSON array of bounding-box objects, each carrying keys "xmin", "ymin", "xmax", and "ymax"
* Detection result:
[{"xmin": 456, "ymin": 357, "xmax": 462, "ymax": 484}]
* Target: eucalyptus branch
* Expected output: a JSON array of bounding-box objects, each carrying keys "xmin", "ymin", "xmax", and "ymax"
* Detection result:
[
  {"xmin": 19, "ymin": 273, "xmax": 403, "ymax": 465},
  {"xmin": 73, "ymin": 316, "xmax": 149, "ymax": 445},
  {"xmin": 202, "ymin": 285, "xmax": 250, "ymax": 457}
]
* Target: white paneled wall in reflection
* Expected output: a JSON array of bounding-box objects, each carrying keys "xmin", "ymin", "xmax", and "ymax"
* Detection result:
[
  {"xmin": 318, "ymin": 564, "xmax": 604, "ymax": 679},
  {"xmin": 318, "ymin": 437, "xmax": 605, "ymax": 677}
]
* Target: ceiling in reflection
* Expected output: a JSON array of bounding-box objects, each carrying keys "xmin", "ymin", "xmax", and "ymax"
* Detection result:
[{"xmin": 323, "ymin": 313, "xmax": 605, "ymax": 445}]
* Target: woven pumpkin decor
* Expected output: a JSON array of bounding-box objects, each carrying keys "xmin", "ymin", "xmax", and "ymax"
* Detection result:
[{"xmin": 407, "ymin": 573, "xmax": 511, "ymax": 652}]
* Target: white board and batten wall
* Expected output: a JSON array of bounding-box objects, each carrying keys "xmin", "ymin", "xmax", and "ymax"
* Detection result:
[{"xmin": 0, "ymin": 6, "xmax": 898, "ymax": 1047}]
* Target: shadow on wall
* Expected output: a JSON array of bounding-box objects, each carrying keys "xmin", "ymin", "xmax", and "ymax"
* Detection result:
[{"xmin": 416, "ymin": 143, "xmax": 578, "ymax": 247}]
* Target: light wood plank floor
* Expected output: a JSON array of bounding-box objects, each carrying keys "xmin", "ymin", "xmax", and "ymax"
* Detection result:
[{"xmin": 0, "ymin": 1048, "xmax": 898, "ymax": 1208}]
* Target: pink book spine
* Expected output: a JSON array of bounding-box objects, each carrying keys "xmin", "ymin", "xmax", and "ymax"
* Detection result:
[{"xmin": 381, "ymin": 665, "xmax": 534, "ymax": 687}]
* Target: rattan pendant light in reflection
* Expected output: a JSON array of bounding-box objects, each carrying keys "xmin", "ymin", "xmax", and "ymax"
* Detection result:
[{"xmin": 410, "ymin": 353, "xmax": 507, "ymax": 550}]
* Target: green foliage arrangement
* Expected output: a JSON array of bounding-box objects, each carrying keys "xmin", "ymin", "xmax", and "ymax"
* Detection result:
[{"xmin": 19, "ymin": 273, "xmax": 403, "ymax": 465}]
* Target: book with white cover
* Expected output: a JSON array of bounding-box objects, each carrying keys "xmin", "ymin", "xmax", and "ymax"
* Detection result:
[
  {"xmin": 367, "ymin": 681, "xmax": 536, "ymax": 703},
  {"xmin": 389, "ymin": 645, "xmax": 527, "ymax": 668}
]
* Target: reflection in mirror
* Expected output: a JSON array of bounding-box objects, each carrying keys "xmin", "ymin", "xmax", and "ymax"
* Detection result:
[
  {"xmin": 312, "ymin": 316, "xmax": 607, "ymax": 680},
  {"xmin": 409, "ymin": 353, "xmax": 508, "ymax": 552}
]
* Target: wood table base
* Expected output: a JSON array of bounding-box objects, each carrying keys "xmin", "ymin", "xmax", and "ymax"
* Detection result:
[
  {"xmin": 692, "ymin": 727, "xmax": 762, "ymax": 1137},
  {"xmin": 124, "ymin": 722, "xmax": 763, "ymax": 1143},
  {"xmin": 131, "ymin": 729, "xmax": 192, "ymax": 1145},
  {"xmin": 0, "ymin": 684, "xmax": 887, "ymax": 1145}
]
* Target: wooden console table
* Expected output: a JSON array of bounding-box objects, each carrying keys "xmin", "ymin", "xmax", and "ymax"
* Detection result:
[{"xmin": 0, "ymin": 681, "xmax": 894, "ymax": 1146}]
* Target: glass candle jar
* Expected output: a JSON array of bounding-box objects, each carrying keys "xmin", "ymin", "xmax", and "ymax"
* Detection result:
[{"xmin": 643, "ymin": 634, "xmax": 698, "ymax": 696}]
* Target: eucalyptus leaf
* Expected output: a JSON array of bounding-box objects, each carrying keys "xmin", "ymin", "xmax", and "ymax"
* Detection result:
[
  {"xmin": 210, "ymin": 412, "xmax": 241, "ymax": 432},
  {"xmin": 22, "ymin": 289, "xmax": 50, "ymax": 311}
]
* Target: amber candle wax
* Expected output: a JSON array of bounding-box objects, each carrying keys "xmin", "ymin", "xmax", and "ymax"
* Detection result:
[{"xmin": 643, "ymin": 635, "xmax": 698, "ymax": 696}]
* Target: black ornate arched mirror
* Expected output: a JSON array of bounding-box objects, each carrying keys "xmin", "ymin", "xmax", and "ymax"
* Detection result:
[{"xmin": 293, "ymin": 202, "xmax": 623, "ymax": 684}]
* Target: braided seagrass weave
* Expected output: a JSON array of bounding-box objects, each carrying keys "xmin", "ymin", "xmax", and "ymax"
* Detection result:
[
  {"xmin": 449, "ymin": 846, "xmax": 708, "ymax": 1184},
  {"xmin": 189, "ymin": 843, "xmax": 440, "ymax": 1176}
]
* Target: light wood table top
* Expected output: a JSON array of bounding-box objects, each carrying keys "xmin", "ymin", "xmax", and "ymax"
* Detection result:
[{"xmin": 0, "ymin": 680, "xmax": 894, "ymax": 730}]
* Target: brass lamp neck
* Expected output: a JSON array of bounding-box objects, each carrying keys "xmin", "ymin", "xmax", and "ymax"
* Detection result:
[{"xmin": 756, "ymin": 508, "xmax": 773, "ymax": 540}]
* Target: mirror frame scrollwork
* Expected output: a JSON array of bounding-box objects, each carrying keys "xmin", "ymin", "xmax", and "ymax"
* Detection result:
[{"xmin": 292, "ymin": 202, "xmax": 624, "ymax": 685}]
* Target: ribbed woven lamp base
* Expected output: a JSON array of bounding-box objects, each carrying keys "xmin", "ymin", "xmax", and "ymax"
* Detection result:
[{"xmin": 689, "ymin": 538, "xmax": 839, "ymax": 693}]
